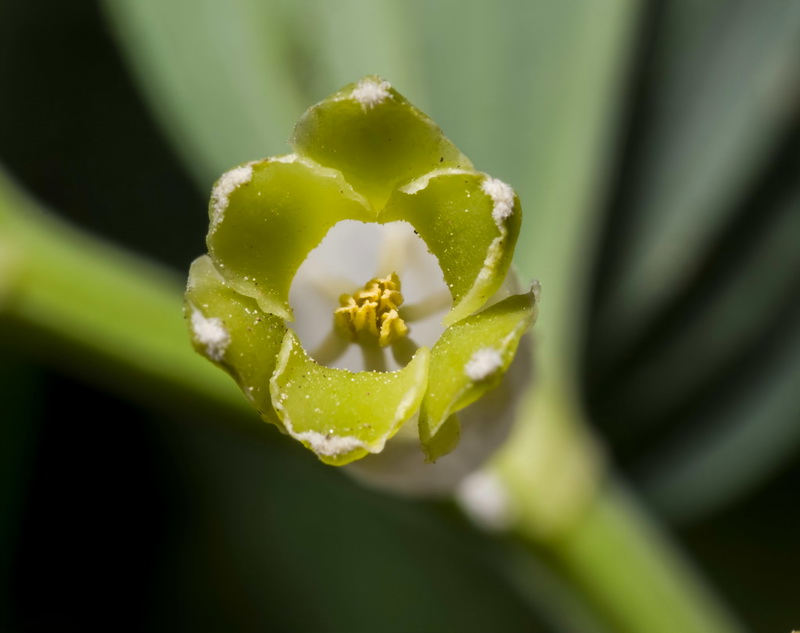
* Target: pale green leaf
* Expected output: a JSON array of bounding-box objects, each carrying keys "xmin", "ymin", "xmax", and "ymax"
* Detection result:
[
  {"xmin": 597, "ymin": 1, "xmax": 800, "ymax": 358},
  {"xmin": 102, "ymin": 0, "xmax": 306, "ymax": 187}
]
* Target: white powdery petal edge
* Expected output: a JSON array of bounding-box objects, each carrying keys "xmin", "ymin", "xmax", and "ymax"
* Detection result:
[
  {"xmin": 400, "ymin": 168, "xmax": 474, "ymax": 195},
  {"xmin": 351, "ymin": 78, "xmax": 392, "ymax": 109},
  {"xmin": 452, "ymin": 233, "xmax": 505, "ymax": 319},
  {"xmin": 481, "ymin": 177, "xmax": 515, "ymax": 227},
  {"xmin": 270, "ymin": 337, "xmax": 427, "ymax": 459},
  {"xmin": 448, "ymin": 176, "xmax": 515, "ymax": 323},
  {"xmin": 270, "ymin": 335, "xmax": 368, "ymax": 458},
  {"xmin": 465, "ymin": 347, "xmax": 503, "ymax": 381},
  {"xmin": 294, "ymin": 430, "xmax": 366, "ymax": 457},
  {"xmin": 210, "ymin": 163, "xmax": 254, "ymax": 229},
  {"xmin": 191, "ymin": 309, "xmax": 230, "ymax": 362},
  {"xmin": 272, "ymin": 153, "xmax": 298, "ymax": 164}
]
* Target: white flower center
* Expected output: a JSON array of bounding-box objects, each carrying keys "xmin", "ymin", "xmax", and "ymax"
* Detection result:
[{"xmin": 289, "ymin": 221, "xmax": 451, "ymax": 372}]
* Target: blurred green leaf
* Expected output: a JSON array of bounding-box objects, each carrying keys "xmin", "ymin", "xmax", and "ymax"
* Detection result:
[
  {"xmin": 596, "ymin": 0, "xmax": 800, "ymax": 359},
  {"xmin": 277, "ymin": 0, "xmax": 424, "ymax": 101},
  {"xmin": 584, "ymin": 0, "xmax": 800, "ymax": 522},
  {"xmin": 643, "ymin": 294, "xmax": 800, "ymax": 522},
  {"xmin": 104, "ymin": 0, "xmax": 307, "ymax": 188},
  {"xmin": 601, "ymin": 186, "xmax": 800, "ymax": 433}
]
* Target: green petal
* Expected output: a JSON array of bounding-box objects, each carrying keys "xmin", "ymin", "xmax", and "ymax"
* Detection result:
[
  {"xmin": 381, "ymin": 171, "xmax": 521, "ymax": 326},
  {"xmin": 185, "ymin": 255, "xmax": 287, "ymax": 428},
  {"xmin": 422, "ymin": 413, "xmax": 461, "ymax": 462},
  {"xmin": 270, "ymin": 330, "xmax": 430, "ymax": 466},
  {"xmin": 206, "ymin": 156, "xmax": 373, "ymax": 320},
  {"xmin": 291, "ymin": 76, "xmax": 472, "ymax": 211},
  {"xmin": 419, "ymin": 289, "xmax": 537, "ymax": 461}
]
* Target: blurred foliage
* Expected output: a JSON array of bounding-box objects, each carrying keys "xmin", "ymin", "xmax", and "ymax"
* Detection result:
[
  {"xmin": 1, "ymin": 0, "xmax": 799, "ymax": 631},
  {"xmin": 586, "ymin": 0, "xmax": 800, "ymax": 522}
]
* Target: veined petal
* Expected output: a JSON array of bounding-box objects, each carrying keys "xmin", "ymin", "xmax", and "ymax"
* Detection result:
[
  {"xmin": 270, "ymin": 330, "xmax": 431, "ymax": 466},
  {"xmin": 381, "ymin": 171, "xmax": 521, "ymax": 325},
  {"xmin": 207, "ymin": 156, "xmax": 373, "ymax": 321},
  {"xmin": 419, "ymin": 288, "xmax": 537, "ymax": 461},
  {"xmin": 291, "ymin": 76, "xmax": 473, "ymax": 211},
  {"xmin": 185, "ymin": 255, "xmax": 287, "ymax": 428}
]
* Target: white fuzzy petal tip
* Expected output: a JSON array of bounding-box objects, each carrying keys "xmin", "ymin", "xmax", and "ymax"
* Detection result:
[
  {"xmin": 191, "ymin": 310, "xmax": 230, "ymax": 362},
  {"xmin": 211, "ymin": 164, "xmax": 253, "ymax": 229},
  {"xmin": 481, "ymin": 177, "xmax": 515, "ymax": 226},
  {"xmin": 465, "ymin": 347, "xmax": 503, "ymax": 381},
  {"xmin": 351, "ymin": 78, "xmax": 392, "ymax": 109}
]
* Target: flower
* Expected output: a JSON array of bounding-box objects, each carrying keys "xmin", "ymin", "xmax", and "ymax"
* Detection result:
[{"xmin": 184, "ymin": 76, "xmax": 538, "ymax": 483}]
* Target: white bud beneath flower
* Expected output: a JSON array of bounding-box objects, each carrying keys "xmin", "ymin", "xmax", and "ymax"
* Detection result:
[{"xmin": 456, "ymin": 470, "xmax": 513, "ymax": 531}]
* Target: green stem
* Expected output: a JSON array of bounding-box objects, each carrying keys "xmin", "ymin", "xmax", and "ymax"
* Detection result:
[
  {"xmin": 496, "ymin": 384, "xmax": 743, "ymax": 633},
  {"xmin": 545, "ymin": 481, "xmax": 741, "ymax": 633},
  {"xmin": 0, "ymin": 169, "xmax": 258, "ymax": 431}
]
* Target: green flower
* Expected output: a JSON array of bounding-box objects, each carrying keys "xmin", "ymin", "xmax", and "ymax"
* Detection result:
[{"xmin": 185, "ymin": 76, "xmax": 538, "ymax": 485}]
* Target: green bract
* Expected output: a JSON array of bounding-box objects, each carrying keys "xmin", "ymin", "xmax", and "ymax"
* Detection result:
[{"xmin": 185, "ymin": 76, "xmax": 537, "ymax": 467}]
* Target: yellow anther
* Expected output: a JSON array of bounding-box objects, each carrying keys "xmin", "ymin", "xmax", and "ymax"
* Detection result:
[{"xmin": 334, "ymin": 273, "xmax": 408, "ymax": 347}]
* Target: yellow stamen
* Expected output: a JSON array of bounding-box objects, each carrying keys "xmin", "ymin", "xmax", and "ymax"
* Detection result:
[{"xmin": 334, "ymin": 272, "xmax": 409, "ymax": 347}]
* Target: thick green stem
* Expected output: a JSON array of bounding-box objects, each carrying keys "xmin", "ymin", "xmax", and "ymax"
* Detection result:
[
  {"xmin": 496, "ymin": 383, "xmax": 743, "ymax": 633},
  {"xmin": 546, "ymin": 481, "xmax": 741, "ymax": 633},
  {"xmin": 0, "ymin": 170, "xmax": 256, "ymax": 429}
]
